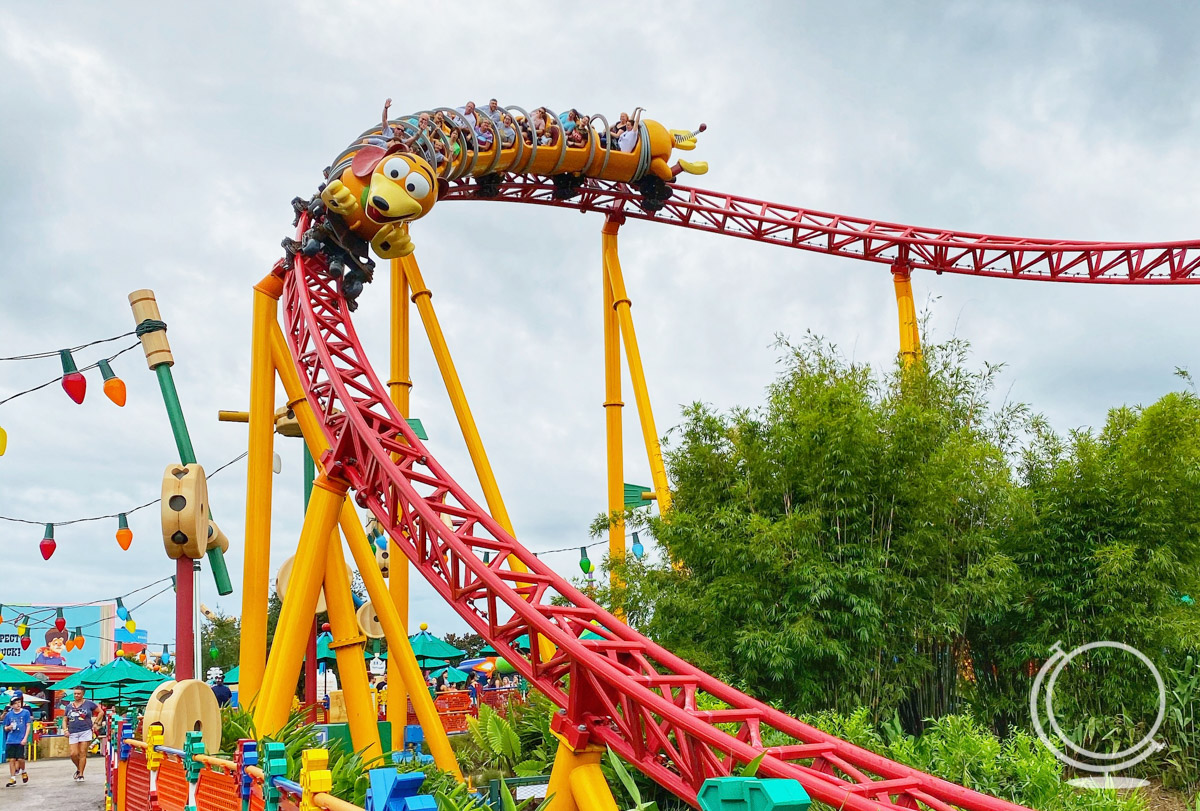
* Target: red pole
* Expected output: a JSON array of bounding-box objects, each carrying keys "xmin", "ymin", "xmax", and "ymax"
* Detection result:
[
  {"xmin": 175, "ymin": 557, "xmax": 195, "ymax": 680},
  {"xmin": 305, "ymin": 620, "xmax": 318, "ymax": 721}
]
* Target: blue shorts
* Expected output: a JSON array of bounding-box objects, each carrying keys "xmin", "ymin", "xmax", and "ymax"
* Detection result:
[{"xmin": 4, "ymin": 743, "xmax": 25, "ymax": 760}]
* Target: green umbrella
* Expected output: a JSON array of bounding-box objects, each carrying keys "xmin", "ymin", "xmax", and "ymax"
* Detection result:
[
  {"xmin": 85, "ymin": 682, "xmax": 159, "ymax": 705},
  {"xmin": 429, "ymin": 666, "xmax": 469, "ymax": 685},
  {"xmin": 68, "ymin": 658, "xmax": 162, "ymax": 690},
  {"xmin": 479, "ymin": 644, "xmax": 498, "ymax": 656},
  {"xmin": 407, "ymin": 628, "xmax": 465, "ymax": 666},
  {"xmin": 223, "ymin": 666, "xmax": 239, "ymax": 684},
  {"xmin": 0, "ymin": 661, "xmax": 48, "ymax": 688},
  {"xmin": 51, "ymin": 664, "xmax": 102, "ymax": 691}
]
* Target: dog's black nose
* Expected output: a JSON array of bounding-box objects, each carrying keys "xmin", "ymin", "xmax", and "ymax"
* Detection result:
[{"xmin": 371, "ymin": 196, "xmax": 390, "ymax": 212}]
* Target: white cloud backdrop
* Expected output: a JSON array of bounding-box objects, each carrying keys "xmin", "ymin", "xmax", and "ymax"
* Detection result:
[{"xmin": 0, "ymin": 1, "xmax": 1196, "ymax": 652}]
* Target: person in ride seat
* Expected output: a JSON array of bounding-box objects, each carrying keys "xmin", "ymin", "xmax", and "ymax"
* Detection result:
[{"xmin": 607, "ymin": 112, "xmax": 634, "ymax": 148}]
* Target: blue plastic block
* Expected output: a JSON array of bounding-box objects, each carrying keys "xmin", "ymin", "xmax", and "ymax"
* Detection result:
[
  {"xmin": 404, "ymin": 795, "xmax": 438, "ymax": 811},
  {"xmin": 697, "ymin": 778, "xmax": 811, "ymax": 811},
  {"xmin": 367, "ymin": 768, "xmax": 427, "ymax": 811}
]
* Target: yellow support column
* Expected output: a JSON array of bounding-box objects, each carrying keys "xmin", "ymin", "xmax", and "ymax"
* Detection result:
[
  {"xmin": 267, "ymin": 320, "xmax": 461, "ymax": 779},
  {"xmin": 323, "ymin": 528, "xmax": 383, "ymax": 762},
  {"xmin": 402, "ymin": 254, "xmax": 518, "ymax": 534},
  {"xmin": 892, "ymin": 263, "xmax": 922, "ymax": 365},
  {"xmin": 602, "ymin": 231, "xmax": 626, "ymax": 604},
  {"xmin": 240, "ymin": 271, "xmax": 283, "ymax": 707},
  {"xmin": 544, "ymin": 733, "xmax": 621, "ymax": 811},
  {"xmin": 401, "ymin": 255, "xmax": 556, "ymax": 660},
  {"xmin": 602, "ymin": 222, "xmax": 672, "ymax": 511},
  {"xmin": 254, "ymin": 473, "xmax": 345, "ymax": 736},
  {"xmin": 341, "ymin": 506, "xmax": 463, "ymax": 779},
  {"xmin": 387, "ymin": 257, "xmax": 411, "ymax": 753}
]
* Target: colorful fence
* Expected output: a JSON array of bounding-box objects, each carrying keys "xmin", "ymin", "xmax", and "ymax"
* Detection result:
[
  {"xmin": 111, "ymin": 721, "xmax": 337, "ymax": 811},
  {"xmin": 403, "ymin": 688, "xmax": 526, "ymax": 734}
]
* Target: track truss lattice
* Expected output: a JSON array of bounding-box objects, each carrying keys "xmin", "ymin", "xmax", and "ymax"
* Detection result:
[
  {"xmin": 280, "ymin": 213, "xmax": 1030, "ymax": 811},
  {"xmin": 442, "ymin": 174, "xmax": 1200, "ymax": 283}
]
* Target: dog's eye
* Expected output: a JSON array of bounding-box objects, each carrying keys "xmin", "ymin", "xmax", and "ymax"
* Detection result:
[
  {"xmin": 382, "ymin": 157, "xmax": 409, "ymax": 180},
  {"xmin": 404, "ymin": 171, "xmax": 431, "ymax": 199}
]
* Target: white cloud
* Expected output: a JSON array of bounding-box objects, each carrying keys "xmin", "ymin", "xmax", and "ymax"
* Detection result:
[{"xmin": 0, "ymin": 1, "xmax": 1197, "ymax": 657}]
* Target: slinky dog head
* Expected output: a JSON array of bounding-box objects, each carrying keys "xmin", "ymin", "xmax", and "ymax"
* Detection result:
[{"xmin": 350, "ymin": 145, "xmax": 441, "ymax": 225}]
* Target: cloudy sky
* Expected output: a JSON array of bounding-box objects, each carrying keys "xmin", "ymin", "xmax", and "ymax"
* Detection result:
[{"xmin": 1, "ymin": 2, "xmax": 1197, "ymax": 655}]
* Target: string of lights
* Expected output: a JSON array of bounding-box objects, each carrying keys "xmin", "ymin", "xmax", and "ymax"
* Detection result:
[
  {"xmin": 0, "ymin": 331, "xmax": 137, "ymax": 362},
  {"xmin": 0, "ymin": 448, "xmax": 247, "ymax": 537},
  {"xmin": 0, "ymin": 580, "xmax": 177, "ymax": 659},
  {"xmin": 0, "ymin": 342, "xmax": 141, "ymax": 407}
]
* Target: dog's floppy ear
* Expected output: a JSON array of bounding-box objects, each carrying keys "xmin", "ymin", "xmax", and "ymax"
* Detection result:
[{"xmin": 352, "ymin": 145, "xmax": 388, "ymax": 179}]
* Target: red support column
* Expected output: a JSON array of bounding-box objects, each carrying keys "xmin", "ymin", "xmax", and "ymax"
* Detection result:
[{"xmin": 175, "ymin": 557, "xmax": 195, "ymax": 680}]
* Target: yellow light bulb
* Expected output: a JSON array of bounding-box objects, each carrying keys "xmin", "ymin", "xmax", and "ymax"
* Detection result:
[{"xmin": 125, "ymin": 619, "xmax": 136, "ymax": 634}]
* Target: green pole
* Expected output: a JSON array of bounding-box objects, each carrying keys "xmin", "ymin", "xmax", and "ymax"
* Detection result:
[
  {"xmin": 303, "ymin": 445, "xmax": 315, "ymax": 507},
  {"xmin": 152, "ymin": 345, "xmax": 233, "ymax": 595}
]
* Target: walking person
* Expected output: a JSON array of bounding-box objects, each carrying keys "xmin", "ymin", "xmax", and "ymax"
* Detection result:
[
  {"xmin": 63, "ymin": 686, "xmax": 99, "ymax": 782},
  {"xmin": 3, "ymin": 692, "xmax": 32, "ymax": 787}
]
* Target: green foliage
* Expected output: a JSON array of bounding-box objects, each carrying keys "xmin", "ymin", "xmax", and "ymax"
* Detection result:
[
  {"xmin": 445, "ymin": 632, "xmax": 488, "ymax": 657},
  {"xmin": 456, "ymin": 702, "xmax": 552, "ymax": 782},
  {"xmin": 598, "ymin": 332, "xmax": 1200, "ymax": 753},
  {"xmin": 434, "ymin": 781, "xmax": 492, "ymax": 811},
  {"xmin": 608, "ymin": 335, "xmax": 1025, "ymax": 724},
  {"xmin": 1164, "ymin": 656, "xmax": 1200, "ymax": 789},
  {"xmin": 434, "ymin": 779, "xmax": 551, "ymax": 811},
  {"xmin": 200, "ymin": 608, "xmax": 243, "ymax": 674},
  {"xmin": 802, "ymin": 710, "xmax": 1143, "ymax": 811}
]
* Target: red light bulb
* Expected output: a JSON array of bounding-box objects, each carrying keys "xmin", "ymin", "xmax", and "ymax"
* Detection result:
[
  {"xmin": 40, "ymin": 523, "xmax": 56, "ymax": 560},
  {"xmin": 55, "ymin": 609, "xmax": 66, "ymax": 632},
  {"xmin": 19, "ymin": 636, "xmax": 30, "ymax": 651},
  {"xmin": 98, "ymin": 359, "xmax": 126, "ymax": 407},
  {"xmin": 59, "ymin": 350, "xmax": 86, "ymax": 404}
]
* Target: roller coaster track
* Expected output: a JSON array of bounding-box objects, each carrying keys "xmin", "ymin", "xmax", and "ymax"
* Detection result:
[
  {"xmin": 442, "ymin": 174, "xmax": 1200, "ymax": 283},
  {"xmin": 282, "ymin": 162, "xmax": 1198, "ymax": 810}
]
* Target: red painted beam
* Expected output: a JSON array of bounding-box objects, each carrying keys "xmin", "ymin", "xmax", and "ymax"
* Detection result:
[
  {"xmin": 278, "ymin": 212, "xmax": 1033, "ymax": 811},
  {"xmin": 440, "ymin": 175, "xmax": 1200, "ymax": 284}
]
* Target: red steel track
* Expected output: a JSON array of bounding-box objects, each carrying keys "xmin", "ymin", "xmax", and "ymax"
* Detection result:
[
  {"xmin": 281, "ymin": 205, "xmax": 1034, "ymax": 811},
  {"xmin": 441, "ymin": 174, "xmax": 1200, "ymax": 283}
]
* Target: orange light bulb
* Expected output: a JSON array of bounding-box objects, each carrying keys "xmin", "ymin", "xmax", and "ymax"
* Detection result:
[
  {"xmin": 98, "ymin": 359, "xmax": 126, "ymax": 407},
  {"xmin": 116, "ymin": 513, "xmax": 133, "ymax": 550},
  {"xmin": 103, "ymin": 377, "xmax": 127, "ymax": 407}
]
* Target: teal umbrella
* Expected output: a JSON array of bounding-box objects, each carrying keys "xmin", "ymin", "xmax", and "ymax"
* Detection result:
[
  {"xmin": 0, "ymin": 661, "xmax": 48, "ymax": 688},
  {"xmin": 223, "ymin": 666, "xmax": 239, "ymax": 684},
  {"xmin": 62, "ymin": 658, "xmax": 162, "ymax": 690},
  {"xmin": 479, "ymin": 644, "xmax": 498, "ymax": 656},
  {"xmin": 429, "ymin": 666, "xmax": 469, "ymax": 685},
  {"xmin": 51, "ymin": 663, "xmax": 102, "ymax": 691},
  {"xmin": 407, "ymin": 627, "xmax": 465, "ymax": 667}
]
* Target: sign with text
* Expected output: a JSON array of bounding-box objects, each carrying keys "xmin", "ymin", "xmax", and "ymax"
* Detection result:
[{"xmin": 0, "ymin": 603, "xmax": 115, "ymax": 669}]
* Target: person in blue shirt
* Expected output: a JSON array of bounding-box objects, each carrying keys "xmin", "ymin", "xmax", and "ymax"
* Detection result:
[{"xmin": 3, "ymin": 692, "xmax": 32, "ymax": 787}]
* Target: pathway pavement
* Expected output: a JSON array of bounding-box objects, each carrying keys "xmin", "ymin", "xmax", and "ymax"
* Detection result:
[{"xmin": 0, "ymin": 757, "xmax": 104, "ymax": 810}]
